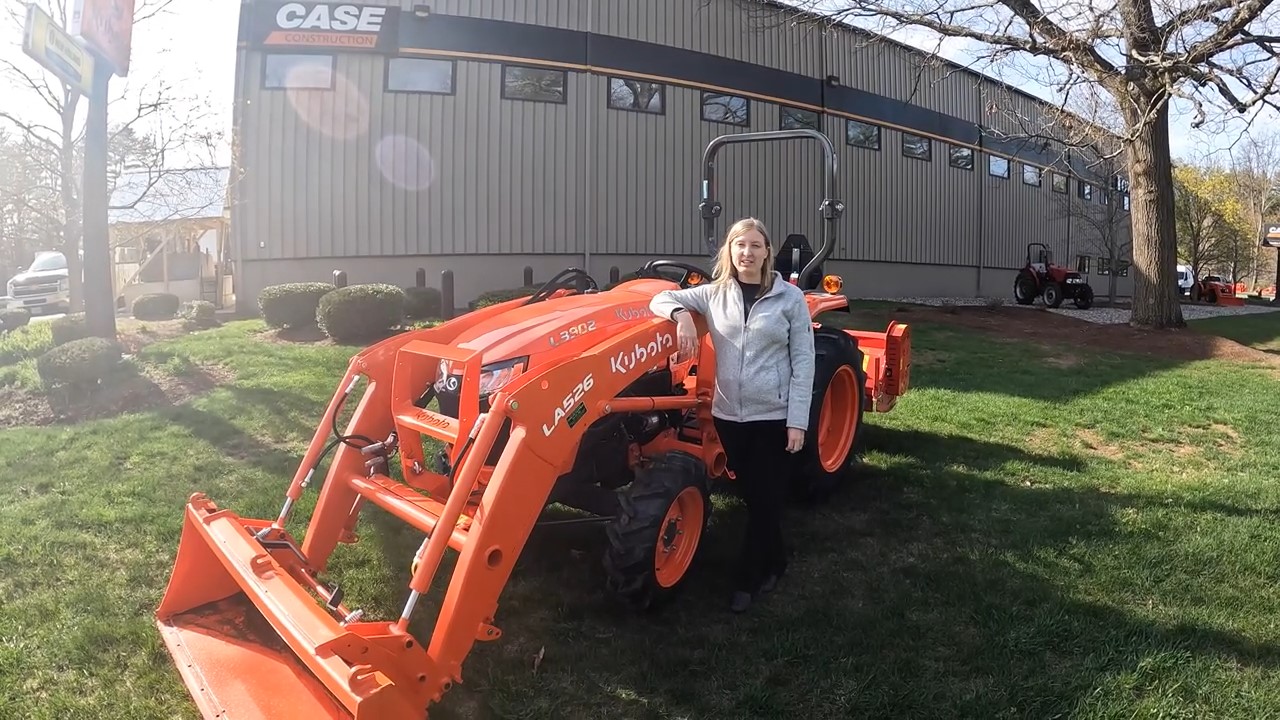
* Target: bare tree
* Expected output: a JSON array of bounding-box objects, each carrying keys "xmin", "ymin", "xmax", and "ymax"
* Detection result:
[
  {"xmin": 1051, "ymin": 155, "xmax": 1133, "ymax": 304},
  {"xmin": 0, "ymin": 0, "xmax": 219, "ymax": 313},
  {"xmin": 738, "ymin": 0, "xmax": 1280, "ymax": 329},
  {"xmin": 1226, "ymin": 128, "xmax": 1280, "ymax": 300}
]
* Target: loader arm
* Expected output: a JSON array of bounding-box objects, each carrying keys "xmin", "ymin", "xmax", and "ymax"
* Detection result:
[{"xmin": 154, "ymin": 315, "xmax": 702, "ymax": 720}]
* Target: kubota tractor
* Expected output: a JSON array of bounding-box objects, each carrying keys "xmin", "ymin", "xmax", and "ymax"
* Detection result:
[
  {"xmin": 1013, "ymin": 242, "xmax": 1094, "ymax": 309},
  {"xmin": 153, "ymin": 129, "xmax": 912, "ymax": 719},
  {"xmin": 1189, "ymin": 274, "xmax": 1245, "ymax": 306}
]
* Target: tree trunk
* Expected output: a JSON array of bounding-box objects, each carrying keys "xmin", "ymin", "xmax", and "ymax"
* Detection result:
[
  {"xmin": 1109, "ymin": 257, "xmax": 1119, "ymax": 304},
  {"xmin": 1124, "ymin": 100, "xmax": 1185, "ymax": 328},
  {"xmin": 1273, "ymin": 254, "xmax": 1280, "ymax": 305}
]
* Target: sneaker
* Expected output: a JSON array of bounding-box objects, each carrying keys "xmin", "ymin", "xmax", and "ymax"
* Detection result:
[{"xmin": 729, "ymin": 591, "xmax": 752, "ymax": 613}]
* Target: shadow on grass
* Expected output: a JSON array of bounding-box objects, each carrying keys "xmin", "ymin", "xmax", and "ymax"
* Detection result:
[
  {"xmin": 372, "ymin": 428, "xmax": 1280, "ymax": 720},
  {"xmin": 1188, "ymin": 313, "xmax": 1280, "ymax": 356},
  {"xmin": 152, "ymin": 384, "xmax": 326, "ymax": 480}
]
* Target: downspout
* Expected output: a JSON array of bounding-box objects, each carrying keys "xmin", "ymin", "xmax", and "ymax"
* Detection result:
[
  {"xmin": 975, "ymin": 128, "xmax": 984, "ymax": 297},
  {"xmin": 582, "ymin": 0, "xmax": 595, "ymax": 275}
]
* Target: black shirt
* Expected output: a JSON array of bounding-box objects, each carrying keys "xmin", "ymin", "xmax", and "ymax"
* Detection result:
[{"xmin": 738, "ymin": 279, "xmax": 761, "ymax": 319}]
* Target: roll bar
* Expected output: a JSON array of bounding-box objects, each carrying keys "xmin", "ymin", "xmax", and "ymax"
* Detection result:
[{"xmin": 699, "ymin": 129, "xmax": 846, "ymax": 290}]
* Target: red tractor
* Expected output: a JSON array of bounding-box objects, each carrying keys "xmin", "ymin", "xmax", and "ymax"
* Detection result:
[{"xmin": 1013, "ymin": 242, "xmax": 1094, "ymax": 309}]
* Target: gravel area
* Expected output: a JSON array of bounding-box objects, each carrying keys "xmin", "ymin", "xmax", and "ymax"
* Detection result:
[{"xmin": 865, "ymin": 296, "xmax": 1280, "ymax": 325}]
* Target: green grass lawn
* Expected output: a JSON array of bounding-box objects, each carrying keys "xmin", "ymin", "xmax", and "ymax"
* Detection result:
[
  {"xmin": 2, "ymin": 311, "xmax": 1280, "ymax": 719},
  {"xmin": 1191, "ymin": 311, "xmax": 1280, "ymax": 354}
]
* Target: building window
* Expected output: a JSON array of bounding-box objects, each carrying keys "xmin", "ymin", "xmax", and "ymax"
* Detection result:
[
  {"xmin": 989, "ymin": 155, "xmax": 1010, "ymax": 179},
  {"xmin": 949, "ymin": 145, "xmax": 973, "ymax": 170},
  {"xmin": 501, "ymin": 65, "xmax": 567, "ymax": 103},
  {"xmin": 386, "ymin": 57, "xmax": 454, "ymax": 94},
  {"xmin": 781, "ymin": 106, "xmax": 819, "ymax": 130},
  {"xmin": 608, "ymin": 77, "xmax": 664, "ymax": 113},
  {"xmin": 701, "ymin": 92, "xmax": 749, "ymax": 125},
  {"xmin": 902, "ymin": 133, "xmax": 931, "ymax": 161},
  {"xmin": 1079, "ymin": 181, "xmax": 1094, "ymax": 201},
  {"xmin": 1052, "ymin": 172, "xmax": 1068, "ymax": 193},
  {"xmin": 1123, "ymin": 194, "xmax": 1131, "ymax": 211},
  {"xmin": 846, "ymin": 120, "xmax": 880, "ymax": 150},
  {"xmin": 1022, "ymin": 164, "xmax": 1042, "ymax": 186},
  {"xmin": 264, "ymin": 54, "xmax": 335, "ymax": 89}
]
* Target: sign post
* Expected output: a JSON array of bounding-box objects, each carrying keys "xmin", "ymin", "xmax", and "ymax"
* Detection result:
[
  {"xmin": 1264, "ymin": 221, "xmax": 1280, "ymax": 305},
  {"xmin": 70, "ymin": 0, "xmax": 136, "ymax": 339}
]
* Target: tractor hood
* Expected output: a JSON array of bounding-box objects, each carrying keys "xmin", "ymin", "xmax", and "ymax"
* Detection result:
[{"xmin": 450, "ymin": 285, "xmax": 669, "ymax": 370}]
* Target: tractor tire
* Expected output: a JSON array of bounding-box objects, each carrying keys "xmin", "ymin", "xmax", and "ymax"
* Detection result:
[
  {"xmin": 1073, "ymin": 284, "xmax": 1094, "ymax": 309},
  {"xmin": 791, "ymin": 328, "xmax": 867, "ymax": 504},
  {"xmin": 1042, "ymin": 281, "xmax": 1064, "ymax": 308},
  {"xmin": 1205, "ymin": 289, "xmax": 1218, "ymax": 304},
  {"xmin": 1013, "ymin": 271, "xmax": 1038, "ymax": 305},
  {"xmin": 603, "ymin": 450, "xmax": 710, "ymax": 612}
]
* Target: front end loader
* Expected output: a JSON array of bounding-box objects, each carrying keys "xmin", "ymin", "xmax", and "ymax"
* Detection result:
[{"xmin": 154, "ymin": 129, "xmax": 912, "ymax": 719}]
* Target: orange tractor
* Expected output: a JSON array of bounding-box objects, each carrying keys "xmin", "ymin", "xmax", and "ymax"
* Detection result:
[
  {"xmin": 153, "ymin": 129, "xmax": 912, "ymax": 719},
  {"xmin": 1189, "ymin": 274, "xmax": 1246, "ymax": 306}
]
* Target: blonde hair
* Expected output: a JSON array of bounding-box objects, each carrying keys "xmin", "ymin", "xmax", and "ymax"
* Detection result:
[{"xmin": 713, "ymin": 217, "xmax": 775, "ymax": 293}]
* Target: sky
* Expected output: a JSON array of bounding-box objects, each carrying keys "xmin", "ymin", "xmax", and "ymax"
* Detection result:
[
  {"xmin": 0, "ymin": 1, "xmax": 239, "ymax": 166},
  {"xmin": 0, "ymin": 1, "xmax": 1270, "ymax": 171}
]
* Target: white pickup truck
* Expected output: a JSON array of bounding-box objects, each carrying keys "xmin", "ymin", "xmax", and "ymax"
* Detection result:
[{"xmin": 3, "ymin": 250, "xmax": 70, "ymax": 316}]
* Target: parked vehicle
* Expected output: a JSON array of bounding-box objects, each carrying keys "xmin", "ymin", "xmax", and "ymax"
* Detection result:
[
  {"xmin": 1176, "ymin": 264, "xmax": 1193, "ymax": 296},
  {"xmin": 4, "ymin": 251, "xmax": 70, "ymax": 315}
]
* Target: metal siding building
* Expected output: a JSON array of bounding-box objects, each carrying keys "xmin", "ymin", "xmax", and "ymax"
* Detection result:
[{"xmin": 227, "ymin": 0, "xmax": 1134, "ymax": 312}]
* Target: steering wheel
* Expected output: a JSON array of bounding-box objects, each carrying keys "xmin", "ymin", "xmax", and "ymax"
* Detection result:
[
  {"xmin": 523, "ymin": 267, "xmax": 600, "ymax": 306},
  {"xmin": 637, "ymin": 260, "xmax": 710, "ymax": 289}
]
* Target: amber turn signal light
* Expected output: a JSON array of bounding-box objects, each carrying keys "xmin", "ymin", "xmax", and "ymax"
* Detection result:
[{"xmin": 822, "ymin": 274, "xmax": 844, "ymax": 293}]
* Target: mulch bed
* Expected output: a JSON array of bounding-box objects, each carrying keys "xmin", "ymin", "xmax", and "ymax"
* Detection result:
[{"xmin": 877, "ymin": 303, "xmax": 1280, "ymax": 367}]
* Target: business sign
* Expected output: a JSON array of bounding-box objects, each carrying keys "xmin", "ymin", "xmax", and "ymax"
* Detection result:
[
  {"xmin": 68, "ymin": 0, "xmax": 135, "ymax": 77},
  {"xmin": 250, "ymin": 2, "xmax": 401, "ymax": 53},
  {"xmin": 1262, "ymin": 221, "xmax": 1280, "ymax": 248},
  {"xmin": 22, "ymin": 3, "xmax": 96, "ymax": 96}
]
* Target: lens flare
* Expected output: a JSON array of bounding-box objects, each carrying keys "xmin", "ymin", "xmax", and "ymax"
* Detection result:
[
  {"xmin": 287, "ymin": 71, "xmax": 370, "ymax": 140},
  {"xmin": 375, "ymin": 135, "xmax": 437, "ymax": 191}
]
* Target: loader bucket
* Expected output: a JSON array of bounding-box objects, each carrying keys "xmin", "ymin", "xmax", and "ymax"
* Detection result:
[{"xmin": 155, "ymin": 494, "xmax": 433, "ymax": 720}]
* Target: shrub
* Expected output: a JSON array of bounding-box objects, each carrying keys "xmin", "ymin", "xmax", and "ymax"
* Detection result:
[
  {"xmin": 182, "ymin": 300, "xmax": 218, "ymax": 329},
  {"xmin": 258, "ymin": 282, "xmax": 334, "ymax": 328},
  {"xmin": 403, "ymin": 286, "xmax": 442, "ymax": 319},
  {"xmin": 50, "ymin": 313, "xmax": 88, "ymax": 346},
  {"xmin": 0, "ymin": 322, "xmax": 54, "ymax": 365},
  {"xmin": 469, "ymin": 286, "xmax": 538, "ymax": 310},
  {"xmin": 36, "ymin": 336, "xmax": 123, "ymax": 390},
  {"xmin": 0, "ymin": 308, "xmax": 31, "ymax": 333},
  {"xmin": 133, "ymin": 292, "xmax": 181, "ymax": 320},
  {"xmin": 316, "ymin": 283, "xmax": 405, "ymax": 343}
]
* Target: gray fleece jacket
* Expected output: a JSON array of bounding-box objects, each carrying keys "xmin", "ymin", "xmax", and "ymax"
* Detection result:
[{"xmin": 649, "ymin": 272, "xmax": 816, "ymax": 430}]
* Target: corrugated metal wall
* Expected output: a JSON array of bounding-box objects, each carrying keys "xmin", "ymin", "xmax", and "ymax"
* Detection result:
[{"xmin": 230, "ymin": 0, "xmax": 1132, "ymax": 292}]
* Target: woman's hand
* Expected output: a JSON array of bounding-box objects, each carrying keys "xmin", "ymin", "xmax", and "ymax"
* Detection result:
[
  {"xmin": 675, "ymin": 311, "xmax": 699, "ymax": 362},
  {"xmin": 786, "ymin": 428, "xmax": 804, "ymax": 453}
]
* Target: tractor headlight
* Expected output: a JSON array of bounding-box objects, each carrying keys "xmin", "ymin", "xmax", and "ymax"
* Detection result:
[
  {"xmin": 477, "ymin": 356, "xmax": 526, "ymax": 397},
  {"xmin": 433, "ymin": 356, "xmax": 527, "ymax": 397}
]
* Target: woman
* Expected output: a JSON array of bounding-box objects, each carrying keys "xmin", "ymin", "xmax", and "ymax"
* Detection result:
[{"xmin": 649, "ymin": 217, "xmax": 816, "ymax": 613}]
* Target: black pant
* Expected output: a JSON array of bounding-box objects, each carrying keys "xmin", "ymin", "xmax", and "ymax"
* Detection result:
[{"xmin": 714, "ymin": 416, "xmax": 790, "ymax": 592}]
